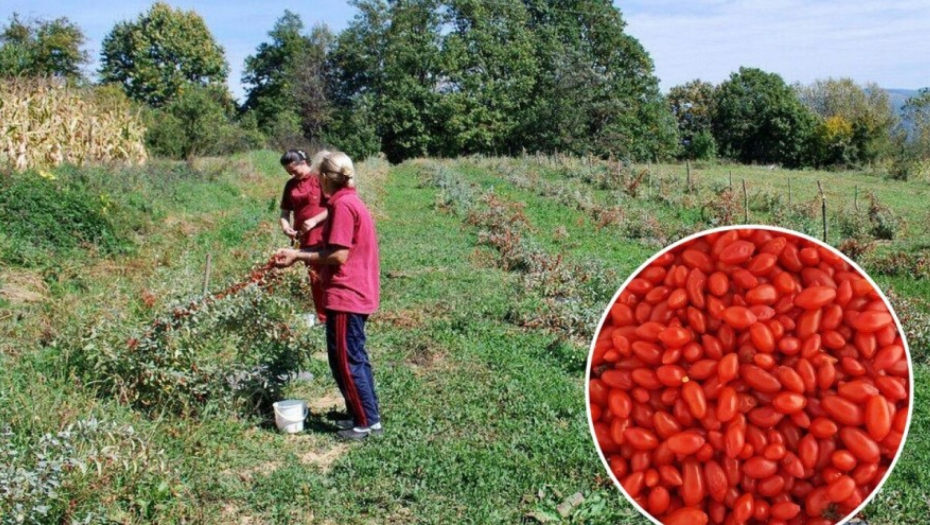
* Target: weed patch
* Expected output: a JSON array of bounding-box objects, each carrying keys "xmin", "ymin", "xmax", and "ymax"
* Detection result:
[{"xmin": 1, "ymin": 418, "xmax": 186, "ymax": 524}]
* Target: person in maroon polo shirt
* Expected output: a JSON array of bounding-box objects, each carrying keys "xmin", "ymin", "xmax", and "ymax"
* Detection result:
[
  {"xmin": 273, "ymin": 151, "xmax": 382, "ymax": 440},
  {"xmin": 279, "ymin": 149, "xmax": 329, "ymax": 326}
]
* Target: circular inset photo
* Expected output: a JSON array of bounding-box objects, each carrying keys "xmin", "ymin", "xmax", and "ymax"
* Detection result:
[{"xmin": 586, "ymin": 226, "xmax": 912, "ymax": 525}]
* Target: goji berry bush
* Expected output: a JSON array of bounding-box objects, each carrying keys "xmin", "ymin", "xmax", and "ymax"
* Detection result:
[
  {"xmin": 71, "ymin": 258, "xmax": 311, "ymax": 417},
  {"xmin": 588, "ymin": 226, "xmax": 911, "ymax": 525}
]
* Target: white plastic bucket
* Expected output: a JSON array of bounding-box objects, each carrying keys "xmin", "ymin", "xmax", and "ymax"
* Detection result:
[{"xmin": 273, "ymin": 400, "xmax": 308, "ymax": 434}]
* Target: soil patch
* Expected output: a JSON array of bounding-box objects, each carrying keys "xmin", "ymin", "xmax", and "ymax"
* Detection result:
[
  {"xmin": 299, "ymin": 443, "xmax": 349, "ymax": 473},
  {"xmin": 0, "ymin": 268, "xmax": 48, "ymax": 304}
]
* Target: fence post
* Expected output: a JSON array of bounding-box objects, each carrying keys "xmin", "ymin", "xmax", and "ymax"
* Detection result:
[
  {"xmin": 686, "ymin": 161, "xmax": 692, "ymax": 193},
  {"xmin": 742, "ymin": 178, "xmax": 749, "ymax": 223},
  {"xmin": 729, "ymin": 171, "xmax": 733, "ymax": 192},
  {"xmin": 203, "ymin": 253, "xmax": 212, "ymax": 298},
  {"xmin": 854, "ymin": 185, "xmax": 859, "ymax": 212},
  {"xmin": 788, "ymin": 178, "xmax": 792, "ymax": 208},
  {"xmin": 817, "ymin": 180, "xmax": 827, "ymax": 243}
]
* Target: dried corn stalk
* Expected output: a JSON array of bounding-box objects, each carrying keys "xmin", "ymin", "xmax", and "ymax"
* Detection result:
[{"xmin": 0, "ymin": 77, "xmax": 147, "ymax": 172}]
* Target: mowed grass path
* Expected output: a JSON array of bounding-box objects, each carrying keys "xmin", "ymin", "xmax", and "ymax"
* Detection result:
[{"xmin": 292, "ymin": 162, "xmax": 642, "ymax": 524}]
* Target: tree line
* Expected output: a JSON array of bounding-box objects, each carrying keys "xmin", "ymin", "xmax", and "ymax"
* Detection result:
[{"xmin": 2, "ymin": 1, "xmax": 929, "ymax": 173}]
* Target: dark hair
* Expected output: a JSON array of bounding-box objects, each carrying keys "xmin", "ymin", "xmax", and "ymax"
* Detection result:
[{"xmin": 280, "ymin": 149, "xmax": 308, "ymax": 166}]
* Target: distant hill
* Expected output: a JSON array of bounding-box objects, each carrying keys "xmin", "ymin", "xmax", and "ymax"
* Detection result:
[{"xmin": 885, "ymin": 88, "xmax": 920, "ymax": 114}]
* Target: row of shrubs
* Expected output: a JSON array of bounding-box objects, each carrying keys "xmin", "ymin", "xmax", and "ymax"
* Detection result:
[
  {"xmin": 448, "ymin": 156, "xmax": 930, "ymax": 364},
  {"xmin": 420, "ymin": 161, "xmax": 618, "ymax": 341},
  {"xmin": 485, "ymin": 155, "xmax": 908, "ymax": 246},
  {"xmin": 67, "ymin": 272, "xmax": 311, "ymax": 419}
]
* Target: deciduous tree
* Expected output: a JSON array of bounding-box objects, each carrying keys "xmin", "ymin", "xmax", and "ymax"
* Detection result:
[
  {"xmin": 668, "ymin": 80, "xmax": 716, "ymax": 160},
  {"xmin": 0, "ymin": 14, "xmax": 88, "ymax": 79},
  {"xmin": 291, "ymin": 24, "xmax": 336, "ymax": 143},
  {"xmin": 436, "ymin": 0, "xmax": 538, "ymax": 156},
  {"xmin": 100, "ymin": 2, "xmax": 228, "ymax": 107},
  {"xmin": 713, "ymin": 67, "xmax": 815, "ymax": 167},
  {"xmin": 521, "ymin": 0, "xmax": 676, "ymax": 160},
  {"xmin": 795, "ymin": 78, "xmax": 898, "ymax": 166},
  {"xmin": 241, "ymin": 11, "xmax": 310, "ymax": 136},
  {"xmin": 902, "ymin": 88, "xmax": 930, "ymax": 159}
]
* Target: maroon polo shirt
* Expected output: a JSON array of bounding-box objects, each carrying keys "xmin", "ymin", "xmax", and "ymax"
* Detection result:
[
  {"xmin": 281, "ymin": 174, "xmax": 326, "ymax": 248},
  {"xmin": 321, "ymin": 187, "xmax": 380, "ymax": 314}
]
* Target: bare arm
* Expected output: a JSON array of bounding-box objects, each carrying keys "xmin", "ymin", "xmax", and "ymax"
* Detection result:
[
  {"xmin": 274, "ymin": 246, "xmax": 348, "ymax": 267},
  {"xmin": 280, "ymin": 209, "xmax": 297, "ymax": 238},
  {"xmin": 298, "ymin": 209, "xmax": 329, "ymax": 234}
]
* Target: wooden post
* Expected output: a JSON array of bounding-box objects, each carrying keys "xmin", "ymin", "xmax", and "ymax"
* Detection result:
[
  {"xmin": 729, "ymin": 171, "xmax": 733, "ymax": 191},
  {"xmin": 742, "ymin": 179, "xmax": 749, "ymax": 223},
  {"xmin": 854, "ymin": 185, "xmax": 859, "ymax": 212},
  {"xmin": 787, "ymin": 178, "xmax": 792, "ymax": 208},
  {"xmin": 817, "ymin": 180, "xmax": 827, "ymax": 243},
  {"xmin": 686, "ymin": 161, "xmax": 692, "ymax": 193},
  {"xmin": 203, "ymin": 253, "xmax": 212, "ymax": 298}
]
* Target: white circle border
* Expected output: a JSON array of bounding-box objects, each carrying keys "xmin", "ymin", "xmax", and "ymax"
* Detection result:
[{"xmin": 584, "ymin": 224, "xmax": 915, "ymax": 525}]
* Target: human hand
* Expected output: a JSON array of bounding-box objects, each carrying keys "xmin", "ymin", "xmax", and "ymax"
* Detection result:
[
  {"xmin": 273, "ymin": 248, "xmax": 300, "ymax": 268},
  {"xmin": 282, "ymin": 226, "xmax": 298, "ymax": 239},
  {"xmin": 299, "ymin": 219, "xmax": 316, "ymax": 235}
]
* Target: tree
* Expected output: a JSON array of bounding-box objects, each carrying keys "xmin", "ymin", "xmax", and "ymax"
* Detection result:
[
  {"xmin": 325, "ymin": 0, "xmax": 676, "ymax": 162},
  {"xmin": 99, "ymin": 2, "xmax": 229, "ymax": 107},
  {"xmin": 795, "ymin": 78, "xmax": 898, "ymax": 166},
  {"xmin": 0, "ymin": 13, "xmax": 88, "ymax": 79},
  {"xmin": 668, "ymin": 80, "xmax": 717, "ymax": 160},
  {"xmin": 376, "ymin": 0, "xmax": 444, "ymax": 162},
  {"xmin": 145, "ymin": 84, "xmax": 243, "ymax": 158},
  {"xmin": 810, "ymin": 115, "xmax": 856, "ymax": 166},
  {"xmin": 325, "ymin": 0, "xmax": 391, "ymax": 159},
  {"xmin": 241, "ymin": 11, "xmax": 311, "ymax": 135},
  {"xmin": 520, "ymin": 0, "xmax": 677, "ymax": 160},
  {"xmin": 713, "ymin": 67, "xmax": 815, "ymax": 167},
  {"xmin": 435, "ymin": 0, "xmax": 538, "ymax": 156},
  {"xmin": 902, "ymin": 88, "xmax": 930, "ymax": 159},
  {"xmin": 291, "ymin": 24, "xmax": 336, "ymax": 143}
]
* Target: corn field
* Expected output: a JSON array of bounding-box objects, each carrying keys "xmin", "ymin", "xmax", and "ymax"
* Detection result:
[{"xmin": 0, "ymin": 78, "xmax": 147, "ymax": 172}]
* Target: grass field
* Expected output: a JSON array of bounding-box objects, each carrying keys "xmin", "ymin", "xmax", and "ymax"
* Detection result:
[{"xmin": 1, "ymin": 152, "xmax": 928, "ymax": 524}]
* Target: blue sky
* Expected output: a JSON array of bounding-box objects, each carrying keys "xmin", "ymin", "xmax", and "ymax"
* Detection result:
[{"xmin": 4, "ymin": 1, "xmax": 928, "ymax": 102}]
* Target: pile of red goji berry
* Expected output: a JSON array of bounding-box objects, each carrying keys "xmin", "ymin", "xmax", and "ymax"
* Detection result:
[{"xmin": 588, "ymin": 227, "xmax": 910, "ymax": 525}]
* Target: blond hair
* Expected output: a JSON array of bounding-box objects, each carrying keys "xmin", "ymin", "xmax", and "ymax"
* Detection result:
[
  {"xmin": 309, "ymin": 149, "xmax": 331, "ymax": 173},
  {"xmin": 318, "ymin": 151, "xmax": 356, "ymax": 189}
]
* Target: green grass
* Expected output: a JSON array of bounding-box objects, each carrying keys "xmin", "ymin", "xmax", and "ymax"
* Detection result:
[{"xmin": 1, "ymin": 153, "xmax": 929, "ymax": 523}]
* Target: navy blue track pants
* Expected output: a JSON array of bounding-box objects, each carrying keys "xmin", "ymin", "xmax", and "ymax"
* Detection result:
[{"xmin": 326, "ymin": 310, "xmax": 381, "ymax": 427}]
